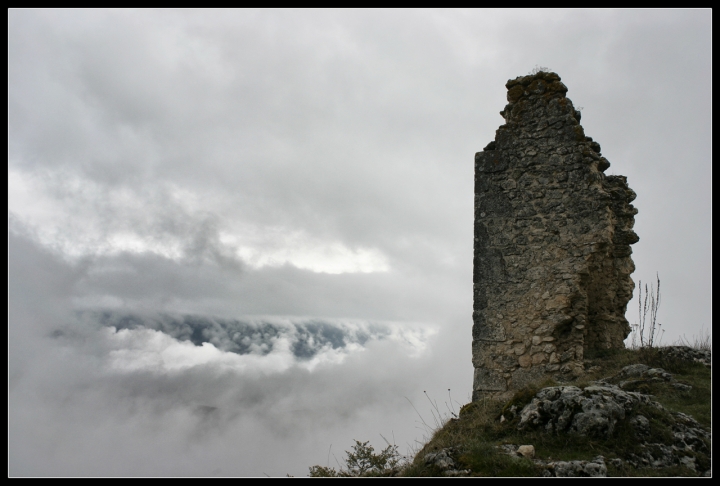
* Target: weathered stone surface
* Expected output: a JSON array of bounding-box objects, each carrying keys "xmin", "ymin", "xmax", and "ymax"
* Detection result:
[
  {"xmin": 516, "ymin": 384, "xmax": 657, "ymax": 438},
  {"xmin": 423, "ymin": 448, "xmax": 471, "ymax": 476},
  {"xmin": 514, "ymin": 379, "xmax": 711, "ymax": 475},
  {"xmin": 472, "ymin": 71, "xmax": 638, "ymax": 399},
  {"xmin": 619, "ymin": 364, "xmax": 650, "ymax": 378},
  {"xmin": 672, "ymin": 382, "xmax": 693, "ymax": 391},
  {"xmin": 543, "ymin": 456, "xmax": 607, "ymax": 478},
  {"xmin": 497, "ymin": 446, "xmax": 608, "ymax": 477},
  {"xmin": 424, "ymin": 449, "xmax": 455, "ymax": 470},
  {"xmin": 657, "ymin": 345, "xmax": 711, "ymax": 368},
  {"xmin": 545, "ymin": 456, "xmax": 607, "ymax": 477},
  {"xmin": 599, "ymin": 359, "xmax": 694, "ymax": 391}
]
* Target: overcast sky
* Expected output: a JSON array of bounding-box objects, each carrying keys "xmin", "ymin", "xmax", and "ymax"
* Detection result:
[{"xmin": 8, "ymin": 9, "xmax": 711, "ymax": 477}]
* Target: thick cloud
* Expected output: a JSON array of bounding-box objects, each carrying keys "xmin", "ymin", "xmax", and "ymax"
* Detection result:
[
  {"xmin": 9, "ymin": 232, "xmax": 458, "ymax": 476},
  {"xmin": 9, "ymin": 9, "xmax": 710, "ymax": 476}
]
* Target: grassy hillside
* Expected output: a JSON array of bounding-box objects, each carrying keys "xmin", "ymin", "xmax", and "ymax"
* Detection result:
[{"xmin": 308, "ymin": 344, "xmax": 711, "ymax": 477}]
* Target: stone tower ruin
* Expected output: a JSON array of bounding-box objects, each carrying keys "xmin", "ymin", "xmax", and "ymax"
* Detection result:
[{"xmin": 472, "ymin": 71, "xmax": 639, "ymax": 400}]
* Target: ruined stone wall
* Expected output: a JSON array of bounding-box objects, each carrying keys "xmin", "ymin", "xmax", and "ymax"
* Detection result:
[{"xmin": 472, "ymin": 72, "xmax": 639, "ymax": 400}]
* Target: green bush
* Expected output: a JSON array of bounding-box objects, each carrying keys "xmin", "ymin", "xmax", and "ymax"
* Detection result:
[{"xmin": 308, "ymin": 440, "xmax": 404, "ymax": 477}]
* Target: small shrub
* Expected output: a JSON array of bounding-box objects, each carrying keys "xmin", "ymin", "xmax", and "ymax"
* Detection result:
[
  {"xmin": 308, "ymin": 440, "xmax": 404, "ymax": 477},
  {"xmin": 307, "ymin": 465, "xmax": 338, "ymax": 477},
  {"xmin": 345, "ymin": 440, "xmax": 401, "ymax": 476}
]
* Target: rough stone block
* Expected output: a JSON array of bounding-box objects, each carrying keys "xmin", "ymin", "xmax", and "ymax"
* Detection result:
[{"xmin": 473, "ymin": 368, "xmax": 507, "ymax": 396}]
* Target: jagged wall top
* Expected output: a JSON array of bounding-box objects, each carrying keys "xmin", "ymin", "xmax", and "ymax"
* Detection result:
[{"xmin": 479, "ymin": 71, "xmax": 608, "ymax": 173}]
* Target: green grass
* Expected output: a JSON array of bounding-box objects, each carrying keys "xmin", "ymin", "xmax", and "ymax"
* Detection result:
[{"xmin": 457, "ymin": 441, "xmax": 541, "ymax": 477}]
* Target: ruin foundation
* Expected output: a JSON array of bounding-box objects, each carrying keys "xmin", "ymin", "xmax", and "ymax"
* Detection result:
[{"xmin": 472, "ymin": 72, "xmax": 639, "ymax": 400}]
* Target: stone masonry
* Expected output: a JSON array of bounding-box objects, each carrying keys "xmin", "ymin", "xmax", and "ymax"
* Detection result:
[{"xmin": 472, "ymin": 72, "xmax": 639, "ymax": 400}]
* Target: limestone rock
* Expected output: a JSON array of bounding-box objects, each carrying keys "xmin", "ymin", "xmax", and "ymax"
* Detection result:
[
  {"xmin": 600, "ymin": 357, "xmax": 700, "ymax": 392},
  {"xmin": 644, "ymin": 368, "xmax": 672, "ymax": 381},
  {"xmin": 517, "ymin": 384, "xmax": 656, "ymax": 438},
  {"xmin": 473, "ymin": 71, "xmax": 638, "ymax": 399},
  {"xmin": 657, "ymin": 345, "xmax": 711, "ymax": 368},
  {"xmin": 544, "ymin": 456, "xmax": 607, "ymax": 477},
  {"xmin": 515, "ymin": 381, "xmax": 711, "ymax": 474},
  {"xmin": 517, "ymin": 445, "xmax": 535, "ymax": 458},
  {"xmin": 423, "ymin": 448, "xmax": 471, "ymax": 476},
  {"xmin": 629, "ymin": 414, "xmax": 650, "ymax": 438},
  {"xmin": 619, "ymin": 363, "xmax": 649, "ymax": 378},
  {"xmin": 672, "ymin": 382, "xmax": 692, "ymax": 391},
  {"xmin": 424, "ymin": 448, "xmax": 455, "ymax": 470}
]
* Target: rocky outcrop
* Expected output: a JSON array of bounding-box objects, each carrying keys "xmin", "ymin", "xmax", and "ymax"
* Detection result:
[
  {"xmin": 507, "ymin": 364, "xmax": 711, "ymax": 476},
  {"xmin": 516, "ymin": 383, "xmax": 657, "ymax": 437},
  {"xmin": 473, "ymin": 71, "xmax": 639, "ymax": 399}
]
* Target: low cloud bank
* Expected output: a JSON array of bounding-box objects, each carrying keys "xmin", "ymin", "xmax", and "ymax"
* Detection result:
[
  {"xmin": 83, "ymin": 311, "xmax": 431, "ymax": 361},
  {"xmin": 10, "ymin": 232, "xmax": 448, "ymax": 476}
]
